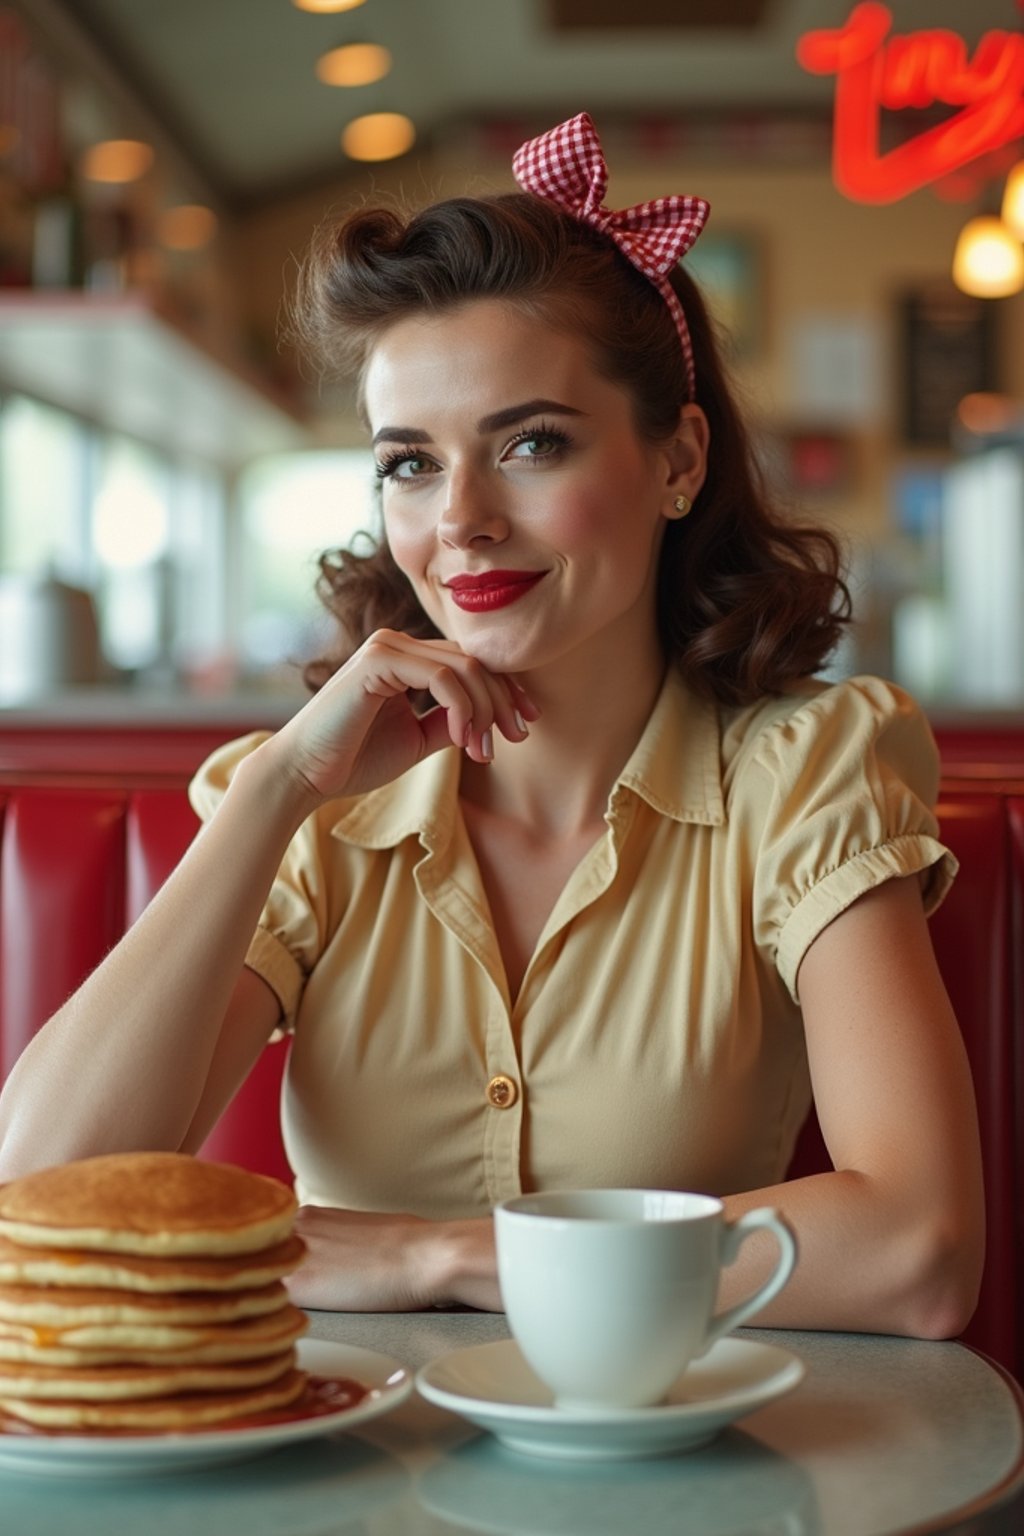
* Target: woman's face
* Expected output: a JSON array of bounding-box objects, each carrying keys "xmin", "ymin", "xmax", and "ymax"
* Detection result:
[{"xmin": 363, "ymin": 298, "xmax": 705, "ymax": 680}]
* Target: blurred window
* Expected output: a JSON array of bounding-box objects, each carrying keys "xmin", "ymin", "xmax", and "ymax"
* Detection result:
[
  {"xmin": 88, "ymin": 441, "xmax": 229, "ymax": 683},
  {"xmin": 238, "ymin": 450, "xmax": 377, "ymax": 675},
  {"xmin": 1, "ymin": 411, "xmax": 380, "ymax": 695},
  {"xmin": 168, "ymin": 463, "xmax": 228, "ymax": 686},
  {"xmin": 0, "ymin": 396, "xmax": 90, "ymax": 578},
  {"xmin": 91, "ymin": 437, "xmax": 171, "ymax": 672}
]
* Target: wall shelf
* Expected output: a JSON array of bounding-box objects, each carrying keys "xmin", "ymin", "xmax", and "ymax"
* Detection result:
[{"xmin": 0, "ymin": 292, "xmax": 309, "ymax": 465}]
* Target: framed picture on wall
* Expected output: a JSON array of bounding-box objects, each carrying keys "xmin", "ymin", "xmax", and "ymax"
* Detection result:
[
  {"xmin": 755, "ymin": 425, "xmax": 859, "ymax": 504},
  {"xmin": 899, "ymin": 286, "xmax": 999, "ymax": 447},
  {"xmin": 684, "ymin": 232, "xmax": 762, "ymax": 360}
]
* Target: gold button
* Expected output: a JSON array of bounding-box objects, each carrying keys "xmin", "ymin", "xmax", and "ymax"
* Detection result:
[{"xmin": 486, "ymin": 1073, "xmax": 518, "ymax": 1109}]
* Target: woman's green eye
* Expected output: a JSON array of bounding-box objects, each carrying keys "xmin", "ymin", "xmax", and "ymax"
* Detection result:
[
  {"xmin": 375, "ymin": 451, "xmax": 434, "ymax": 482},
  {"xmin": 507, "ymin": 428, "xmax": 569, "ymax": 459}
]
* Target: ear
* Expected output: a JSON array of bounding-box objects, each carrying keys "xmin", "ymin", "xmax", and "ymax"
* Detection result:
[{"xmin": 660, "ymin": 404, "xmax": 709, "ymax": 520}]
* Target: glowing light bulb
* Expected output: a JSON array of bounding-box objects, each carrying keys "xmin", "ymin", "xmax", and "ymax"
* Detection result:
[
  {"xmin": 292, "ymin": 0, "xmax": 366, "ymax": 12},
  {"xmin": 157, "ymin": 205, "xmax": 218, "ymax": 251},
  {"xmin": 80, "ymin": 139, "xmax": 154, "ymax": 184},
  {"xmin": 341, "ymin": 112, "xmax": 415, "ymax": 162},
  {"xmin": 316, "ymin": 43, "xmax": 391, "ymax": 87},
  {"xmin": 1000, "ymin": 161, "xmax": 1024, "ymax": 240},
  {"xmin": 952, "ymin": 216, "xmax": 1024, "ymax": 298}
]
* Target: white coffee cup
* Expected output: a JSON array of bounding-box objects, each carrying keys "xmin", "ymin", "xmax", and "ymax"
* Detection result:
[{"xmin": 494, "ymin": 1189, "xmax": 797, "ymax": 1412}]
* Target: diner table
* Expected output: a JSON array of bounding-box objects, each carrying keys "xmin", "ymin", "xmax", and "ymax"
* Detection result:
[{"xmin": 0, "ymin": 1308, "xmax": 1021, "ymax": 1535}]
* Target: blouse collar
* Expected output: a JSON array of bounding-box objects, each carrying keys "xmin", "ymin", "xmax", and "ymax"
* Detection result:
[{"xmin": 328, "ymin": 667, "xmax": 725, "ymax": 851}]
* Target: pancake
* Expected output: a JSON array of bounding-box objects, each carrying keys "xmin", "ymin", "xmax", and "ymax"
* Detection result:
[
  {"xmin": 0, "ymin": 1154, "xmax": 309, "ymax": 1434},
  {"xmin": 0, "ymin": 1232, "xmax": 306, "ymax": 1292},
  {"xmin": 0, "ymin": 1304, "xmax": 308, "ymax": 1367},
  {"xmin": 0, "ymin": 1368, "xmax": 307, "ymax": 1430},
  {"xmin": 0, "ymin": 1348, "xmax": 296, "ymax": 1401},
  {"xmin": 0, "ymin": 1279, "xmax": 289, "ymax": 1326},
  {"xmin": 0, "ymin": 1154, "xmax": 297, "ymax": 1256}
]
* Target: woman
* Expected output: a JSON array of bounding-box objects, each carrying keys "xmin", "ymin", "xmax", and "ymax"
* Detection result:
[{"xmin": 0, "ymin": 115, "xmax": 983, "ymax": 1336}]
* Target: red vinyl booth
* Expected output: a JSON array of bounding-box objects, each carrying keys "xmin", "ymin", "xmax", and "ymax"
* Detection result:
[
  {"xmin": 0, "ymin": 719, "xmax": 1021, "ymax": 1379},
  {"xmin": 0, "ymin": 726, "xmax": 293, "ymax": 1188}
]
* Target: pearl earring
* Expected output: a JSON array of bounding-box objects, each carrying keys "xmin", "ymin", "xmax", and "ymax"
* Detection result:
[{"xmin": 672, "ymin": 494, "xmax": 692, "ymax": 517}]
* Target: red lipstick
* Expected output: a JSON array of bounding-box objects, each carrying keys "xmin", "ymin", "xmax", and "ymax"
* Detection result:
[{"xmin": 445, "ymin": 570, "xmax": 546, "ymax": 612}]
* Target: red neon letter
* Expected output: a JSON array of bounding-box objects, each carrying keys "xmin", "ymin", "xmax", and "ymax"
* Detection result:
[{"xmin": 797, "ymin": 2, "xmax": 1024, "ymax": 202}]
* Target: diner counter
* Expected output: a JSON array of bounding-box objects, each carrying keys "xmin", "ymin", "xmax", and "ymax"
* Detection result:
[
  {"xmin": 2, "ymin": 683, "xmax": 1024, "ymax": 732},
  {"xmin": 0, "ymin": 686, "xmax": 301, "ymax": 729},
  {"xmin": 1, "ymin": 1309, "xmax": 1021, "ymax": 1535}
]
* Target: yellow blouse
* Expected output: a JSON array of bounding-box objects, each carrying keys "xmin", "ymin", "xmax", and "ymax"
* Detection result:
[{"xmin": 189, "ymin": 672, "xmax": 955, "ymax": 1217}]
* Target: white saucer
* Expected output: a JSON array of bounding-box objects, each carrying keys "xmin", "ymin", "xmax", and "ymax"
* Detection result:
[
  {"xmin": 0, "ymin": 1340, "xmax": 413, "ymax": 1479},
  {"xmin": 416, "ymin": 1336, "xmax": 804, "ymax": 1461}
]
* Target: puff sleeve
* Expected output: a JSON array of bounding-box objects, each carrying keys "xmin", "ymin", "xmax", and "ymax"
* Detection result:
[
  {"xmin": 188, "ymin": 734, "xmax": 330, "ymax": 1032},
  {"xmin": 749, "ymin": 677, "xmax": 957, "ymax": 1003}
]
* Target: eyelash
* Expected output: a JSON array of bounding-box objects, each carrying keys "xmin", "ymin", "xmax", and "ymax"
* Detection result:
[
  {"xmin": 374, "ymin": 422, "xmax": 573, "ymax": 483},
  {"xmin": 504, "ymin": 422, "xmax": 573, "ymax": 460},
  {"xmin": 374, "ymin": 446, "xmax": 424, "ymax": 482}
]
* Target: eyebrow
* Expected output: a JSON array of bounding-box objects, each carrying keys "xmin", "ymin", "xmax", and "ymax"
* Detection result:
[{"xmin": 370, "ymin": 398, "xmax": 585, "ymax": 448}]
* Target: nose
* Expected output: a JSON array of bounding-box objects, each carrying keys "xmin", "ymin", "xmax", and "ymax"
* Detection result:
[{"xmin": 437, "ymin": 464, "xmax": 509, "ymax": 549}]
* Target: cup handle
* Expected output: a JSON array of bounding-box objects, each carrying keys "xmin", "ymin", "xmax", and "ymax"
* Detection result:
[{"xmin": 699, "ymin": 1207, "xmax": 798, "ymax": 1355}]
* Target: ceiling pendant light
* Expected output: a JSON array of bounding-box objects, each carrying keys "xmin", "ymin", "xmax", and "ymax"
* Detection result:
[
  {"xmin": 1001, "ymin": 161, "xmax": 1024, "ymax": 241},
  {"xmin": 157, "ymin": 205, "xmax": 218, "ymax": 251},
  {"xmin": 80, "ymin": 139, "xmax": 154, "ymax": 184},
  {"xmin": 341, "ymin": 112, "xmax": 415, "ymax": 162},
  {"xmin": 292, "ymin": 0, "xmax": 366, "ymax": 13},
  {"xmin": 952, "ymin": 215, "xmax": 1024, "ymax": 298},
  {"xmin": 316, "ymin": 43, "xmax": 391, "ymax": 87}
]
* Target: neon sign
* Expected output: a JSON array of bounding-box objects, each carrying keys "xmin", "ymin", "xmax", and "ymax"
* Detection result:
[{"xmin": 797, "ymin": 2, "xmax": 1024, "ymax": 202}]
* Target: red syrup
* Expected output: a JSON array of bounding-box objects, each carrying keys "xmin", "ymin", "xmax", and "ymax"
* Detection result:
[
  {"xmin": 0, "ymin": 1375, "xmax": 369, "ymax": 1438},
  {"xmin": 225, "ymin": 1374, "xmax": 370, "ymax": 1429}
]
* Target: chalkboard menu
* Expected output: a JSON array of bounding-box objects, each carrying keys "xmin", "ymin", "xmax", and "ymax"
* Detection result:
[{"xmin": 900, "ymin": 286, "xmax": 998, "ymax": 447}]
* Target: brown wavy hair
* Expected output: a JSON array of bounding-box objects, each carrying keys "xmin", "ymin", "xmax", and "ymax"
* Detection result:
[{"xmin": 289, "ymin": 192, "xmax": 851, "ymax": 705}]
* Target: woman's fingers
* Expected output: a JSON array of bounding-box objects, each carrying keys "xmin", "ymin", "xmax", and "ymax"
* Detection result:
[
  {"xmin": 416, "ymin": 704, "xmax": 461, "ymax": 762},
  {"xmin": 428, "ymin": 660, "xmax": 524, "ymax": 762},
  {"xmin": 428, "ymin": 645, "xmax": 540, "ymax": 750},
  {"xmin": 286, "ymin": 1204, "xmax": 501, "ymax": 1311},
  {"xmin": 359, "ymin": 633, "xmax": 530, "ymax": 762},
  {"xmin": 285, "ymin": 629, "xmax": 536, "ymax": 799},
  {"xmin": 505, "ymin": 673, "xmax": 542, "ymax": 724}
]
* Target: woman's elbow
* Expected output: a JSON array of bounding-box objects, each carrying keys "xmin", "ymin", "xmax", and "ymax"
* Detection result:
[{"xmin": 894, "ymin": 1215, "xmax": 985, "ymax": 1342}]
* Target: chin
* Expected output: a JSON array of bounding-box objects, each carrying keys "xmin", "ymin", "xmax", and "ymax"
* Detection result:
[
  {"xmin": 431, "ymin": 600, "xmax": 553, "ymax": 675},
  {"xmin": 458, "ymin": 634, "xmax": 537, "ymax": 674}
]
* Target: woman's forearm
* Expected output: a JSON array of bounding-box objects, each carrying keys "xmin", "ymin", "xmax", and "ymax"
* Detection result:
[
  {"xmin": 0, "ymin": 745, "xmax": 316, "ymax": 1175},
  {"xmin": 719, "ymin": 1168, "xmax": 984, "ymax": 1341},
  {"xmin": 279, "ymin": 1171, "xmax": 982, "ymax": 1331},
  {"xmin": 403, "ymin": 1169, "xmax": 979, "ymax": 1332},
  {"xmin": 430, "ymin": 1172, "xmax": 981, "ymax": 1332}
]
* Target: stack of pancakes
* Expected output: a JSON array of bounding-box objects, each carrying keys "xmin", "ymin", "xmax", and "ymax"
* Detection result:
[{"xmin": 0, "ymin": 1152, "xmax": 308, "ymax": 1431}]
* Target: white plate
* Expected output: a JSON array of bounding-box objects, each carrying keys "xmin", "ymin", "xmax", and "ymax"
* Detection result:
[
  {"xmin": 0, "ymin": 1339, "xmax": 413, "ymax": 1478},
  {"xmin": 416, "ymin": 1336, "xmax": 804, "ymax": 1461}
]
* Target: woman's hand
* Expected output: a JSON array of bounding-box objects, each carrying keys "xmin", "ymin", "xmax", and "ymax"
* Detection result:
[
  {"xmin": 258, "ymin": 629, "xmax": 538, "ymax": 811},
  {"xmin": 285, "ymin": 1204, "xmax": 501, "ymax": 1312}
]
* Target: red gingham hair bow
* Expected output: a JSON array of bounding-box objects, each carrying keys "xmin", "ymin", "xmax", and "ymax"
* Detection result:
[{"xmin": 512, "ymin": 112, "xmax": 709, "ymax": 399}]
